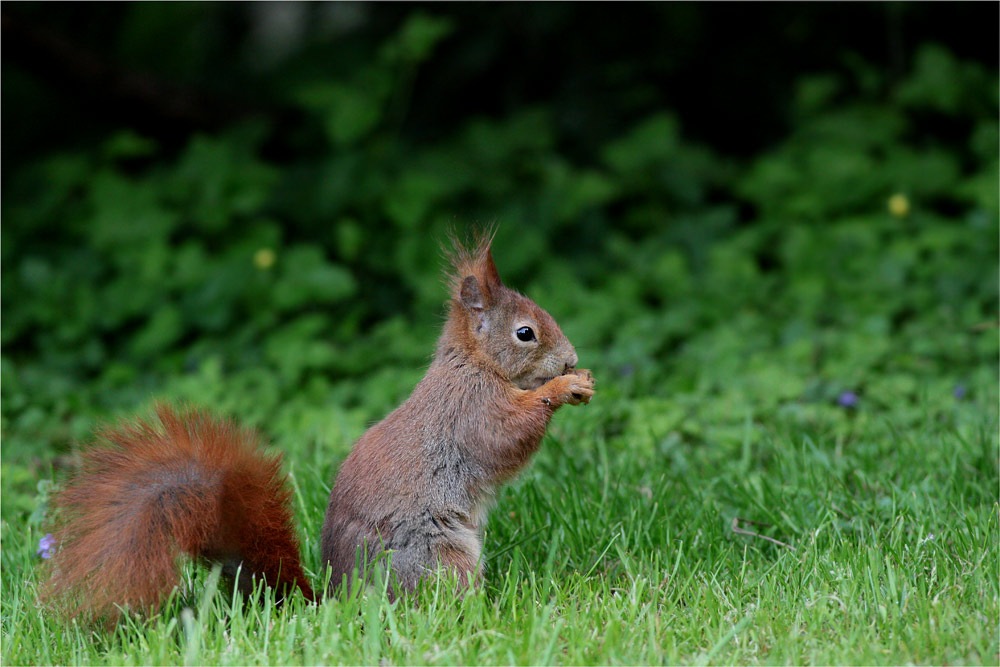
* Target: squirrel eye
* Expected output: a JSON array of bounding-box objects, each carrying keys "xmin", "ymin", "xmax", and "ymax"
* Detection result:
[{"xmin": 516, "ymin": 326, "xmax": 536, "ymax": 342}]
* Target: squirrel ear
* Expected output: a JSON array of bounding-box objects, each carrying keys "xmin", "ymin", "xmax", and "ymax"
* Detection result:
[
  {"xmin": 445, "ymin": 228, "xmax": 503, "ymax": 297},
  {"xmin": 460, "ymin": 276, "xmax": 484, "ymax": 311},
  {"xmin": 480, "ymin": 246, "xmax": 502, "ymax": 290},
  {"xmin": 460, "ymin": 276, "xmax": 490, "ymax": 331}
]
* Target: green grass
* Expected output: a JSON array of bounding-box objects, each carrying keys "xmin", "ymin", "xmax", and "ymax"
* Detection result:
[{"xmin": 2, "ymin": 365, "xmax": 997, "ymax": 665}]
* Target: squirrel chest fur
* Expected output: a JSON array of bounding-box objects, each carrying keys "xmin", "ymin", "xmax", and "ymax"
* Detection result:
[{"xmin": 42, "ymin": 235, "xmax": 594, "ymax": 621}]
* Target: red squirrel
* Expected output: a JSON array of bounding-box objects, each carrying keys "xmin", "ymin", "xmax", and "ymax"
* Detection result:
[{"xmin": 42, "ymin": 234, "xmax": 595, "ymax": 621}]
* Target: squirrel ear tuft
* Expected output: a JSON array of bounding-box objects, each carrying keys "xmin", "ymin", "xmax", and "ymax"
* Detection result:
[
  {"xmin": 445, "ymin": 227, "xmax": 503, "ymax": 303},
  {"xmin": 479, "ymin": 245, "xmax": 501, "ymax": 290}
]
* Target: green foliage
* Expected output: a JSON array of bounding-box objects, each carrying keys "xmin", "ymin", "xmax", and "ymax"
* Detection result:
[{"xmin": 1, "ymin": 16, "xmax": 997, "ymax": 665}]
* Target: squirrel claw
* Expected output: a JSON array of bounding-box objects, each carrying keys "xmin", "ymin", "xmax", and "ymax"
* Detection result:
[{"xmin": 546, "ymin": 368, "xmax": 594, "ymax": 407}]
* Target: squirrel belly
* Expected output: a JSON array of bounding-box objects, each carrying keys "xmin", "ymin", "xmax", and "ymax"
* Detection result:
[
  {"xmin": 41, "ymin": 234, "xmax": 595, "ymax": 621},
  {"xmin": 42, "ymin": 405, "xmax": 314, "ymax": 621}
]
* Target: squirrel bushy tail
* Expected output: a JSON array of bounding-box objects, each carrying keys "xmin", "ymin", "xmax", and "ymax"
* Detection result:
[{"xmin": 42, "ymin": 404, "xmax": 314, "ymax": 621}]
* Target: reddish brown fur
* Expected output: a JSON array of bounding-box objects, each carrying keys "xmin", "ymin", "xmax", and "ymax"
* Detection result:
[
  {"xmin": 321, "ymin": 235, "xmax": 594, "ymax": 595},
  {"xmin": 42, "ymin": 405, "xmax": 313, "ymax": 621}
]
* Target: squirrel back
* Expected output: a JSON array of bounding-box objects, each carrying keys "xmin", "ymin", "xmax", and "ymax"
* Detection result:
[{"xmin": 43, "ymin": 405, "xmax": 313, "ymax": 621}]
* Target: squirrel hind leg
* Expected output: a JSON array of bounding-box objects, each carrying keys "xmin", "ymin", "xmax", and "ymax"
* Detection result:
[
  {"xmin": 436, "ymin": 544, "xmax": 481, "ymax": 590},
  {"xmin": 381, "ymin": 528, "xmax": 482, "ymax": 597}
]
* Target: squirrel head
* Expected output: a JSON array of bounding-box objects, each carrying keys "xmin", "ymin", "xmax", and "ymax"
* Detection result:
[{"xmin": 445, "ymin": 234, "xmax": 578, "ymax": 390}]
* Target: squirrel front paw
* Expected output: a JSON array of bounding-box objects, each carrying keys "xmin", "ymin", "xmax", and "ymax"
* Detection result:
[{"xmin": 542, "ymin": 369, "xmax": 595, "ymax": 407}]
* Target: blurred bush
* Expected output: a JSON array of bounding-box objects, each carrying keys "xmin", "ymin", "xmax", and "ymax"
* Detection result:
[{"xmin": 1, "ymin": 6, "xmax": 996, "ymax": 514}]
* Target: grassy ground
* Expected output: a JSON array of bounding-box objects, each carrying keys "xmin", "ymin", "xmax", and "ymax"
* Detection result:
[{"xmin": 2, "ymin": 342, "xmax": 997, "ymax": 664}]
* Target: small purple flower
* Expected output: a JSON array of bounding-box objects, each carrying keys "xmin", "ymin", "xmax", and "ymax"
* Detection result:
[
  {"xmin": 953, "ymin": 384, "xmax": 967, "ymax": 400},
  {"xmin": 37, "ymin": 533, "xmax": 55, "ymax": 559},
  {"xmin": 837, "ymin": 391, "xmax": 859, "ymax": 408}
]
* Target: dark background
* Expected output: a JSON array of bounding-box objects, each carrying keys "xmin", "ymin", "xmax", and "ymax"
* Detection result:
[{"xmin": 4, "ymin": 4, "xmax": 998, "ymax": 166}]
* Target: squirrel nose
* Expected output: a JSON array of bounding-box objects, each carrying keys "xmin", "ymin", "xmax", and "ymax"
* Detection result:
[{"xmin": 564, "ymin": 352, "xmax": 578, "ymax": 373}]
